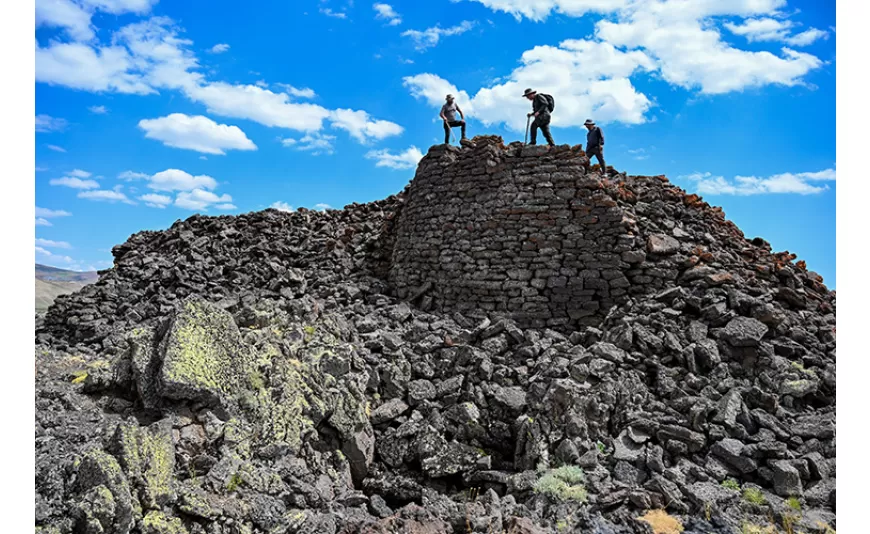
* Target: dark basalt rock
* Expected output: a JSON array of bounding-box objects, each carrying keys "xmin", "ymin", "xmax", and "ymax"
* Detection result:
[{"xmin": 35, "ymin": 137, "xmax": 835, "ymax": 534}]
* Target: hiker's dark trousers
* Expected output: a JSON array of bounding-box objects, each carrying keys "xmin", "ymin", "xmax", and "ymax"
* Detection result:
[
  {"xmin": 530, "ymin": 113, "xmax": 555, "ymax": 146},
  {"xmin": 444, "ymin": 120, "xmax": 466, "ymax": 143},
  {"xmin": 587, "ymin": 146, "xmax": 605, "ymax": 173}
]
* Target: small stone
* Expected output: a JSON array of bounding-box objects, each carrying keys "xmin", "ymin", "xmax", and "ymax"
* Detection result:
[
  {"xmin": 370, "ymin": 399, "xmax": 410, "ymax": 425},
  {"xmin": 647, "ymin": 234, "xmax": 681, "ymax": 255},
  {"xmin": 771, "ymin": 460, "xmax": 803, "ymax": 497},
  {"xmin": 722, "ymin": 317, "xmax": 768, "ymax": 347}
]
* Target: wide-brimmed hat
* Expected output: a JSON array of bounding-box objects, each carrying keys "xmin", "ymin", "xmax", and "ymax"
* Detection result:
[
  {"xmin": 446, "ymin": 94, "xmax": 454, "ymax": 100},
  {"xmin": 522, "ymin": 88, "xmax": 536, "ymax": 97},
  {"xmin": 584, "ymin": 119, "xmax": 595, "ymax": 125}
]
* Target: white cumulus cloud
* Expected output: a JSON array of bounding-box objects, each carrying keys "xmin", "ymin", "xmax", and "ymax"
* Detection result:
[
  {"xmin": 36, "ymin": 41, "xmax": 153, "ymax": 94},
  {"xmin": 724, "ymin": 17, "xmax": 829, "ymax": 46},
  {"xmin": 320, "ymin": 8, "xmax": 348, "ymax": 19},
  {"xmin": 36, "ymin": 238, "xmax": 72, "ymax": 249},
  {"xmin": 365, "ymin": 146, "xmax": 424, "ymax": 170},
  {"xmin": 281, "ymin": 133, "xmax": 337, "ymax": 155},
  {"xmin": 175, "ymin": 189, "xmax": 233, "ymax": 211},
  {"xmin": 36, "ymin": 17, "xmax": 403, "ymax": 151},
  {"xmin": 35, "ymin": 245, "xmax": 75, "ymax": 265},
  {"xmin": 36, "ymin": 0, "xmax": 159, "ymax": 41},
  {"xmin": 36, "ymin": 207, "xmax": 72, "ymax": 218},
  {"xmin": 449, "ymin": 0, "xmax": 825, "ymax": 102},
  {"xmin": 210, "ymin": 43, "xmax": 230, "ymax": 54},
  {"xmin": 277, "ymin": 84, "xmax": 317, "ymax": 99},
  {"xmin": 402, "ymin": 21, "xmax": 476, "ymax": 51},
  {"xmin": 404, "ymin": 38, "xmax": 655, "ymax": 130},
  {"xmin": 139, "ymin": 193, "xmax": 172, "ymax": 208},
  {"xmin": 50, "ymin": 176, "xmax": 100, "ymax": 189},
  {"xmin": 374, "ymin": 3, "xmax": 402, "ymax": 26},
  {"xmin": 138, "ymin": 113, "xmax": 257, "ymax": 155},
  {"xmin": 681, "ymin": 168, "xmax": 836, "ymax": 195},
  {"xmin": 78, "ymin": 189, "xmax": 136, "ymax": 204},
  {"xmin": 36, "ymin": 114, "xmax": 69, "ymax": 133},
  {"xmin": 118, "ymin": 170, "xmax": 149, "ymax": 181},
  {"xmin": 329, "ymin": 109, "xmax": 404, "ymax": 143},
  {"xmin": 148, "ymin": 169, "xmax": 218, "ymax": 192},
  {"xmin": 89, "ymin": 105, "xmax": 108, "ymax": 114},
  {"xmin": 270, "ymin": 201, "xmax": 294, "ymax": 212}
]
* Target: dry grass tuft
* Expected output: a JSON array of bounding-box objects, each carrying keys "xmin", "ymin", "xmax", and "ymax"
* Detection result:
[{"xmin": 637, "ymin": 509, "xmax": 684, "ymax": 534}]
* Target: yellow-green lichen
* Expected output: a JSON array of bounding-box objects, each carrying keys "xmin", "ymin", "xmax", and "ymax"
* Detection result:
[
  {"xmin": 161, "ymin": 302, "xmax": 235, "ymax": 394},
  {"xmin": 139, "ymin": 429, "xmax": 175, "ymax": 508},
  {"xmin": 71, "ymin": 370, "xmax": 88, "ymax": 384},
  {"xmin": 142, "ymin": 511, "xmax": 188, "ymax": 534},
  {"xmin": 109, "ymin": 422, "xmax": 175, "ymax": 510}
]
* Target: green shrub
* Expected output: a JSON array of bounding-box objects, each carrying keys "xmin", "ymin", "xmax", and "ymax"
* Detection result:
[
  {"xmin": 533, "ymin": 467, "xmax": 587, "ymax": 503},
  {"xmin": 785, "ymin": 496, "xmax": 801, "ymax": 511},
  {"xmin": 226, "ymin": 472, "xmax": 243, "ymax": 492},
  {"xmin": 742, "ymin": 487, "xmax": 766, "ymax": 506},
  {"xmin": 721, "ymin": 478, "xmax": 740, "ymax": 491}
]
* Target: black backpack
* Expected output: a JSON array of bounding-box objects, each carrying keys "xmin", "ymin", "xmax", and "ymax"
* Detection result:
[{"xmin": 543, "ymin": 93, "xmax": 555, "ymax": 112}]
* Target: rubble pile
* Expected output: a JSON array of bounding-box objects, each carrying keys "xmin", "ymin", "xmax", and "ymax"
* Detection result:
[{"xmin": 36, "ymin": 137, "xmax": 835, "ymax": 534}]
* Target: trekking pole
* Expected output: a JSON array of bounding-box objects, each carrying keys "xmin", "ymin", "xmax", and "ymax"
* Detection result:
[
  {"xmin": 451, "ymin": 129, "xmax": 457, "ymax": 144},
  {"xmin": 524, "ymin": 116, "xmax": 531, "ymax": 146}
]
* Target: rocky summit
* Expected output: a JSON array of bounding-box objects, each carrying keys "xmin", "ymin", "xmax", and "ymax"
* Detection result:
[{"xmin": 35, "ymin": 137, "xmax": 836, "ymax": 534}]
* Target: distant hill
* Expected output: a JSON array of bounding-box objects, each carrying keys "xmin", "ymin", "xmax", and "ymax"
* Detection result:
[
  {"xmin": 36, "ymin": 264, "xmax": 99, "ymax": 283},
  {"xmin": 35, "ymin": 264, "xmax": 99, "ymax": 313}
]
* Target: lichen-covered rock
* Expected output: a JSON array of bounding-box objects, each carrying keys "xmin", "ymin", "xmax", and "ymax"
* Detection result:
[
  {"xmin": 158, "ymin": 298, "xmax": 251, "ymax": 402},
  {"xmin": 141, "ymin": 511, "xmax": 188, "ymax": 534},
  {"xmin": 74, "ymin": 450, "xmax": 137, "ymax": 534},
  {"xmin": 107, "ymin": 419, "xmax": 176, "ymax": 510}
]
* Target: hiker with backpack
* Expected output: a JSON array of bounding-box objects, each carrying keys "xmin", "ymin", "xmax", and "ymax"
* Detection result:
[
  {"xmin": 584, "ymin": 119, "xmax": 607, "ymax": 175},
  {"xmin": 440, "ymin": 94, "xmax": 467, "ymax": 145},
  {"xmin": 523, "ymin": 88, "xmax": 555, "ymax": 147}
]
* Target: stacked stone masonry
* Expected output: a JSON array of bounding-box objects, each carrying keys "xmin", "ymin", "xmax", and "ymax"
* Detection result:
[{"xmin": 390, "ymin": 136, "xmax": 655, "ymax": 329}]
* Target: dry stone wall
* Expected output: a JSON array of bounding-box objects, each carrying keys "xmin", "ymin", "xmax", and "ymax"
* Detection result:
[{"xmin": 389, "ymin": 136, "xmax": 645, "ymax": 328}]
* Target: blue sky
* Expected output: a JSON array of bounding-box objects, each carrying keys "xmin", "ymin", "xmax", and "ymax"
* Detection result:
[{"xmin": 34, "ymin": 0, "xmax": 836, "ymax": 287}]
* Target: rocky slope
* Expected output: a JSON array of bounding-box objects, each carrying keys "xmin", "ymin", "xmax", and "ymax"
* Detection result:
[
  {"xmin": 36, "ymin": 264, "xmax": 98, "ymax": 314},
  {"xmin": 36, "ymin": 137, "xmax": 835, "ymax": 534}
]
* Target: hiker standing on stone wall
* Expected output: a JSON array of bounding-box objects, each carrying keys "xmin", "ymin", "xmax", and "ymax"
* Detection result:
[
  {"xmin": 523, "ymin": 88, "xmax": 556, "ymax": 147},
  {"xmin": 584, "ymin": 119, "xmax": 607, "ymax": 175},
  {"xmin": 440, "ymin": 94, "xmax": 467, "ymax": 144}
]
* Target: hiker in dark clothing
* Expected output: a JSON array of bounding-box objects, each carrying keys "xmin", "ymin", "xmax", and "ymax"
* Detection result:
[
  {"xmin": 440, "ymin": 94, "xmax": 466, "ymax": 144},
  {"xmin": 523, "ymin": 87, "xmax": 555, "ymax": 147},
  {"xmin": 584, "ymin": 119, "xmax": 606, "ymax": 174}
]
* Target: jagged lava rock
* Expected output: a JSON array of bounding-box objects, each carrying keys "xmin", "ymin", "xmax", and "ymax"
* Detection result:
[{"xmin": 35, "ymin": 136, "xmax": 835, "ymax": 534}]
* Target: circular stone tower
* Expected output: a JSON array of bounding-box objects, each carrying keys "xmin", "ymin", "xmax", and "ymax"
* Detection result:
[{"xmin": 388, "ymin": 136, "xmax": 643, "ymax": 329}]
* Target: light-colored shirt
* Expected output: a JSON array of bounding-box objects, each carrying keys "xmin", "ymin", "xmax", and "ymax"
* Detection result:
[{"xmin": 441, "ymin": 102, "xmax": 460, "ymax": 121}]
